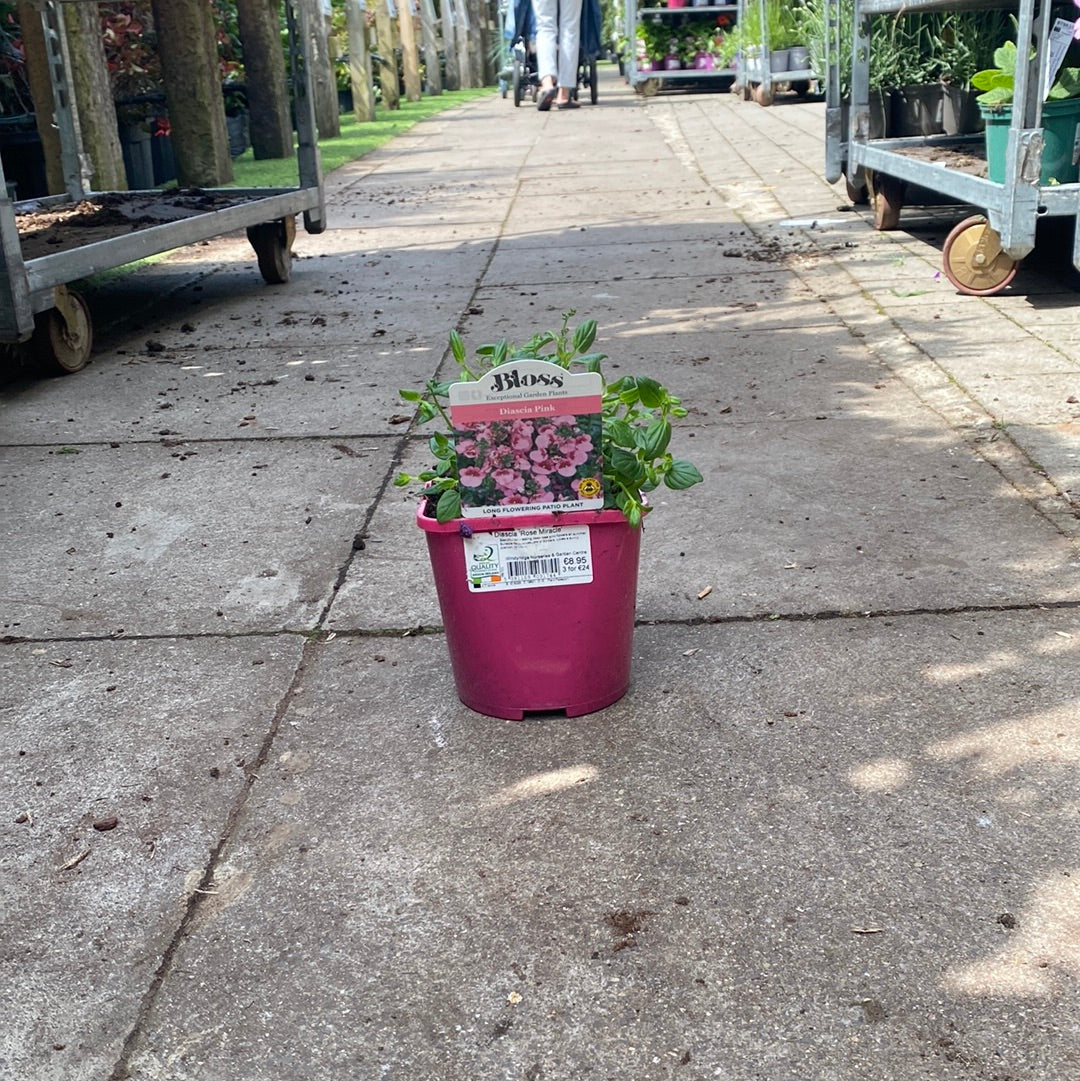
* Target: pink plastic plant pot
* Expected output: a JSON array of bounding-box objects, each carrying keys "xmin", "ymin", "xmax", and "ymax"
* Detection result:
[{"xmin": 418, "ymin": 504, "xmax": 642, "ymax": 720}]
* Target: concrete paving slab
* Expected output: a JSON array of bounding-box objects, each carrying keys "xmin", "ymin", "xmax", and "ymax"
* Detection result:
[
  {"xmin": 117, "ymin": 613, "xmax": 1080, "ymax": 1080},
  {"xmin": 0, "ymin": 439, "xmax": 382, "ymax": 638},
  {"xmin": 464, "ymin": 283, "xmax": 837, "ymax": 346},
  {"xmin": 329, "ymin": 409, "xmax": 1078, "ymax": 634},
  {"xmin": 0, "ymin": 341, "xmax": 432, "ymax": 443},
  {"xmin": 486, "ymin": 240, "xmax": 789, "ymax": 286},
  {"xmin": 0, "ymin": 633, "xmax": 303, "ymax": 1081}
]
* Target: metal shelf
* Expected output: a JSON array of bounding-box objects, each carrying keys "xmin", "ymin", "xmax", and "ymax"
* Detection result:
[
  {"xmin": 639, "ymin": 5, "xmax": 739, "ymax": 13},
  {"xmin": 626, "ymin": 0, "xmax": 740, "ymax": 89},
  {"xmin": 823, "ymin": 0, "xmax": 1080, "ymax": 293},
  {"xmin": 0, "ymin": 0, "xmax": 326, "ymax": 370}
]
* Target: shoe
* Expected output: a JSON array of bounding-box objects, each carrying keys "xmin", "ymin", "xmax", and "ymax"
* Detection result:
[
  {"xmin": 537, "ymin": 87, "xmax": 556, "ymax": 111},
  {"xmin": 557, "ymin": 99, "xmax": 580, "ymax": 110}
]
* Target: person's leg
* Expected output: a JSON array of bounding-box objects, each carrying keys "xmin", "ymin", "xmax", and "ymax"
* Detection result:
[
  {"xmin": 555, "ymin": 0, "xmax": 584, "ymax": 101},
  {"xmin": 534, "ymin": 0, "xmax": 558, "ymax": 91}
]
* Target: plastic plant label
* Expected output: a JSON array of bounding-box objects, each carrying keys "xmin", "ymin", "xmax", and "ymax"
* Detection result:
[
  {"xmin": 1044, "ymin": 19, "xmax": 1076, "ymax": 99},
  {"xmin": 462, "ymin": 525, "xmax": 593, "ymax": 592},
  {"xmin": 449, "ymin": 360, "xmax": 604, "ymax": 518}
]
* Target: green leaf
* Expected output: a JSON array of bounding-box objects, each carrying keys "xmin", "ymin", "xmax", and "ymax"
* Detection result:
[
  {"xmin": 493, "ymin": 340, "xmax": 509, "ymax": 366},
  {"xmin": 572, "ymin": 320, "xmax": 597, "ymax": 354},
  {"xmin": 1050, "ymin": 67, "xmax": 1080, "ymax": 99},
  {"xmin": 664, "ymin": 459, "xmax": 704, "ymax": 490},
  {"xmin": 449, "ymin": 329, "xmax": 466, "ymax": 364},
  {"xmin": 976, "ymin": 85, "xmax": 1013, "ymax": 106},
  {"xmin": 436, "ymin": 488, "xmax": 462, "ymax": 523},
  {"xmin": 576, "ymin": 352, "xmax": 606, "ymax": 373},
  {"xmin": 618, "ymin": 378, "xmax": 641, "ymax": 407},
  {"xmin": 430, "ymin": 433, "xmax": 455, "ymax": 458},
  {"xmin": 636, "ymin": 377, "xmax": 664, "ymax": 409},
  {"xmin": 638, "ymin": 418, "xmax": 672, "ymax": 458},
  {"xmin": 611, "ymin": 446, "xmax": 646, "ymax": 484},
  {"xmin": 399, "ymin": 388, "xmax": 421, "ymax": 401},
  {"xmin": 393, "ymin": 472, "xmax": 412, "ymax": 487},
  {"xmin": 605, "ymin": 418, "xmax": 636, "ymax": 448},
  {"xmin": 991, "ymin": 42, "xmax": 1016, "ymax": 72}
]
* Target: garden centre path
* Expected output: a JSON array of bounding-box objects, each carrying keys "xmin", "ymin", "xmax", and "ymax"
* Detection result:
[{"xmin": 1, "ymin": 65, "xmax": 1078, "ymax": 1081}]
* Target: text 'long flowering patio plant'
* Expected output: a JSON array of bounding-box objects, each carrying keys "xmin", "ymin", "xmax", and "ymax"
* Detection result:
[{"xmin": 395, "ymin": 313, "xmax": 703, "ymax": 528}]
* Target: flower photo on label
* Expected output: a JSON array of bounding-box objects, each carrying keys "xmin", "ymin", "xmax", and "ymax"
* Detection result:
[{"xmin": 453, "ymin": 413, "xmax": 604, "ymax": 509}]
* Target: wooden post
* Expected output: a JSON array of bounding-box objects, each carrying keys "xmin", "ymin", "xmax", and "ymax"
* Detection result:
[
  {"xmin": 453, "ymin": 0, "xmax": 471, "ymax": 88},
  {"xmin": 347, "ymin": 0, "xmax": 376, "ymax": 120},
  {"xmin": 398, "ymin": 0, "xmax": 422, "ymax": 102},
  {"xmin": 467, "ymin": 0, "xmax": 486, "ymax": 86},
  {"xmin": 442, "ymin": 0, "xmax": 460, "ymax": 90},
  {"xmin": 418, "ymin": 0, "xmax": 441, "ymax": 95},
  {"xmin": 373, "ymin": 1, "xmax": 400, "ymax": 110}
]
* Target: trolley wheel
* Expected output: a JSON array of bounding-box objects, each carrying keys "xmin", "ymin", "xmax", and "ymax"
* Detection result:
[
  {"xmin": 941, "ymin": 215, "xmax": 1019, "ymax": 296},
  {"xmin": 870, "ymin": 172, "xmax": 905, "ymax": 230},
  {"xmin": 752, "ymin": 82, "xmax": 773, "ymax": 107},
  {"xmin": 636, "ymin": 78, "xmax": 659, "ymax": 97},
  {"xmin": 589, "ymin": 59, "xmax": 598, "ymax": 103},
  {"xmin": 792, "ymin": 80, "xmax": 811, "ymax": 96},
  {"xmin": 513, "ymin": 59, "xmax": 523, "ymax": 107},
  {"xmin": 33, "ymin": 287, "xmax": 92, "ymax": 375},
  {"xmin": 844, "ymin": 174, "xmax": 869, "ymax": 205},
  {"xmin": 246, "ymin": 217, "xmax": 295, "ymax": 284}
]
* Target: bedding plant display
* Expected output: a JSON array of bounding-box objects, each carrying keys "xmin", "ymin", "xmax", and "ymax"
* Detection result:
[{"xmin": 395, "ymin": 313, "xmax": 703, "ymax": 720}]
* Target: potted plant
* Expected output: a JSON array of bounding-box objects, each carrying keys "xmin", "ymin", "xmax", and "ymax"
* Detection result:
[
  {"xmin": 972, "ymin": 38, "xmax": 1080, "ymax": 185},
  {"xmin": 395, "ymin": 313, "xmax": 703, "ymax": 720}
]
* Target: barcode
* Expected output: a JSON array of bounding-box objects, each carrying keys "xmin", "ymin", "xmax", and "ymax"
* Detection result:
[{"xmin": 505, "ymin": 556, "xmax": 561, "ymax": 578}]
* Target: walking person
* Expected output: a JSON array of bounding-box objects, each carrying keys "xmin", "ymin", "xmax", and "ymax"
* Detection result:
[{"xmin": 534, "ymin": 0, "xmax": 583, "ymax": 110}]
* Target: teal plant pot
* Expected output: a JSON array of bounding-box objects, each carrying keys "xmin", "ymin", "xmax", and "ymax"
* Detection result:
[{"xmin": 981, "ymin": 98, "xmax": 1080, "ymax": 185}]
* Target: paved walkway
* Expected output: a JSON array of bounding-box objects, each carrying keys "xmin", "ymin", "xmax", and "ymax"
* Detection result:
[{"xmin": 2, "ymin": 68, "xmax": 1078, "ymax": 1081}]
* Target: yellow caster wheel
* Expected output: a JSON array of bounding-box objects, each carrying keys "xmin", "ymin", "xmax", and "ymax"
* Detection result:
[
  {"xmin": 33, "ymin": 287, "xmax": 92, "ymax": 374},
  {"xmin": 870, "ymin": 171, "xmax": 905, "ymax": 231},
  {"xmin": 941, "ymin": 215, "xmax": 1019, "ymax": 296}
]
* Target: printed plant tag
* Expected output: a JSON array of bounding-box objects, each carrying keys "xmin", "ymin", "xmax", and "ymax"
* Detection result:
[
  {"xmin": 462, "ymin": 525, "xmax": 593, "ymax": 592},
  {"xmin": 448, "ymin": 360, "xmax": 604, "ymax": 517}
]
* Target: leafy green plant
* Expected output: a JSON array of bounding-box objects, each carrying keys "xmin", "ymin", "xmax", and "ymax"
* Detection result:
[
  {"xmin": 395, "ymin": 313, "xmax": 703, "ymax": 528},
  {"xmin": 973, "ymin": 40, "xmax": 1080, "ymax": 105}
]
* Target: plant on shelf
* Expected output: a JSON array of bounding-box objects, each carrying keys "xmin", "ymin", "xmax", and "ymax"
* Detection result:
[
  {"xmin": 930, "ymin": 10, "xmax": 1012, "ymax": 90},
  {"xmin": 636, "ymin": 18, "xmax": 670, "ymax": 67},
  {"xmin": 972, "ymin": 39, "xmax": 1080, "ymax": 105},
  {"xmin": 396, "ymin": 312, "xmax": 703, "ymax": 529}
]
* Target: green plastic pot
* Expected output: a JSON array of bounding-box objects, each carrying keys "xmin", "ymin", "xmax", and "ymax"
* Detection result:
[{"xmin": 980, "ymin": 98, "xmax": 1080, "ymax": 185}]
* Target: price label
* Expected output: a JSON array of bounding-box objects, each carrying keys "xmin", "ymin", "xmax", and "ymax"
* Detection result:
[{"xmin": 462, "ymin": 525, "xmax": 594, "ymax": 592}]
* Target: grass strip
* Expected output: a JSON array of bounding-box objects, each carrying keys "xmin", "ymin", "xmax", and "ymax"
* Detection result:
[{"xmin": 229, "ymin": 88, "xmax": 495, "ymax": 188}]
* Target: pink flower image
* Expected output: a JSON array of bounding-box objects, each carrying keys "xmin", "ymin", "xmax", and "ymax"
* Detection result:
[
  {"xmin": 453, "ymin": 412, "xmax": 604, "ymax": 511},
  {"xmin": 492, "ymin": 468, "xmax": 525, "ymax": 494}
]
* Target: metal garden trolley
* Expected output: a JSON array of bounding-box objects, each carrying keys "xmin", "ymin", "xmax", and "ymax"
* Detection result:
[
  {"xmin": 732, "ymin": 0, "xmax": 817, "ymax": 106},
  {"xmin": 825, "ymin": 0, "xmax": 1080, "ymax": 295},
  {"xmin": 1, "ymin": 0, "xmax": 326, "ymax": 374}
]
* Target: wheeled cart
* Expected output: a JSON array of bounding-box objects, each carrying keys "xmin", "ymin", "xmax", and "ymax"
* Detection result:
[
  {"xmin": 624, "ymin": 1, "xmax": 739, "ymax": 95},
  {"xmin": 1, "ymin": 0, "xmax": 326, "ymax": 374},
  {"xmin": 825, "ymin": 0, "xmax": 1080, "ymax": 295},
  {"xmin": 732, "ymin": 0, "xmax": 817, "ymax": 106}
]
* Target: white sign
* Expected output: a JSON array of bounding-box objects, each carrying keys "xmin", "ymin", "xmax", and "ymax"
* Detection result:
[
  {"xmin": 1044, "ymin": 19, "xmax": 1076, "ymax": 100},
  {"xmin": 462, "ymin": 525, "xmax": 593, "ymax": 592}
]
